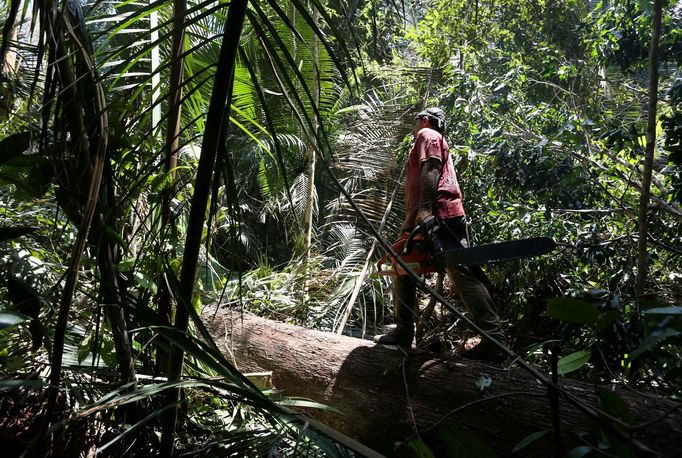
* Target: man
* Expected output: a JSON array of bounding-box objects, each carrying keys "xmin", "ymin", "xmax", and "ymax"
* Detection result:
[{"xmin": 374, "ymin": 107, "xmax": 506, "ymax": 361}]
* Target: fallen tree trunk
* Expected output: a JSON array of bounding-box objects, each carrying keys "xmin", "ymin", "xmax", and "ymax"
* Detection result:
[{"xmin": 202, "ymin": 307, "xmax": 681, "ymax": 457}]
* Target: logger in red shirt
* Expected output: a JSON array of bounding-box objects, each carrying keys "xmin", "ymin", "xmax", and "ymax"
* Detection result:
[{"xmin": 374, "ymin": 107, "xmax": 506, "ymax": 361}]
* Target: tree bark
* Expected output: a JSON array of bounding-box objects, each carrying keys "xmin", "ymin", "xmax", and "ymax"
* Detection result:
[
  {"xmin": 635, "ymin": 0, "xmax": 663, "ymax": 298},
  {"xmin": 155, "ymin": 0, "xmax": 186, "ymax": 376},
  {"xmin": 159, "ymin": 1, "xmax": 249, "ymax": 454},
  {"xmin": 203, "ymin": 308, "xmax": 682, "ymax": 457},
  {"xmin": 302, "ymin": 5, "xmax": 319, "ymax": 259},
  {"xmin": 301, "ymin": 4, "xmax": 320, "ymax": 311}
]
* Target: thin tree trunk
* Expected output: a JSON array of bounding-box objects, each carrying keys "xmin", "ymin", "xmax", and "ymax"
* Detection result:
[
  {"xmin": 0, "ymin": 0, "xmax": 21, "ymax": 75},
  {"xmin": 96, "ymin": 169, "xmax": 136, "ymax": 386},
  {"xmin": 0, "ymin": 0, "xmax": 21, "ymax": 121},
  {"xmin": 303, "ymin": 5, "xmax": 320, "ymax": 259},
  {"xmin": 301, "ymin": 5, "xmax": 320, "ymax": 311},
  {"xmin": 35, "ymin": 5, "xmax": 108, "ymax": 446},
  {"xmin": 635, "ymin": 0, "xmax": 662, "ymax": 298},
  {"xmin": 370, "ymin": 0, "xmax": 378, "ymax": 58},
  {"xmin": 150, "ymin": 6, "xmax": 161, "ymax": 135},
  {"xmin": 65, "ymin": 7, "xmax": 138, "ymax": 390},
  {"xmin": 164, "ymin": 0, "xmax": 185, "ymax": 166},
  {"xmin": 98, "ymin": 236, "xmax": 136, "ymax": 384},
  {"xmin": 159, "ymin": 1, "xmax": 249, "ymax": 454},
  {"xmin": 156, "ymin": 0, "xmax": 186, "ymax": 375}
]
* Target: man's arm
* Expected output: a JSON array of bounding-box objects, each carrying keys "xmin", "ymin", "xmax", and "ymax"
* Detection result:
[{"xmin": 416, "ymin": 157, "xmax": 441, "ymax": 225}]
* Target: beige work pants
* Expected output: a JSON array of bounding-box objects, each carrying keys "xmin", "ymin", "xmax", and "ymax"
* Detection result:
[{"xmin": 392, "ymin": 217, "xmax": 505, "ymax": 342}]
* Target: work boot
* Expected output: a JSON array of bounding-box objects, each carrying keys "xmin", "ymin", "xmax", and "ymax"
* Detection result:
[
  {"xmin": 460, "ymin": 339, "xmax": 507, "ymax": 362},
  {"xmin": 374, "ymin": 275, "xmax": 417, "ymax": 347},
  {"xmin": 373, "ymin": 327, "xmax": 414, "ymax": 347}
]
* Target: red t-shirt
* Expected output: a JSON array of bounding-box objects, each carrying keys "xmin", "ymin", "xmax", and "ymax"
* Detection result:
[{"xmin": 404, "ymin": 128, "xmax": 465, "ymax": 228}]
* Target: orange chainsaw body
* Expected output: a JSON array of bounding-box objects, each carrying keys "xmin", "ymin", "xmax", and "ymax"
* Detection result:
[{"xmin": 376, "ymin": 233, "xmax": 438, "ymax": 277}]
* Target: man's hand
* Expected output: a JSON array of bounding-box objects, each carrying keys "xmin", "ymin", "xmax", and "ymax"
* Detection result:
[{"xmin": 415, "ymin": 209, "xmax": 432, "ymax": 227}]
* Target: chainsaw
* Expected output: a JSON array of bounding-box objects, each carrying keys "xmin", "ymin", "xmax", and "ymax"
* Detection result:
[{"xmin": 376, "ymin": 217, "xmax": 557, "ymax": 277}]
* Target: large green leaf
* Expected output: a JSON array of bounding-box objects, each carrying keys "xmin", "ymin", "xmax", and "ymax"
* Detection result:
[
  {"xmin": 595, "ymin": 310, "xmax": 619, "ymax": 331},
  {"xmin": 596, "ymin": 389, "xmax": 635, "ymax": 458},
  {"xmin": 394, "ymin": 438, "xmax": 436, "ymax": 458},
  {"xmin": 565, "ymin": 446, "xmax": 593, "ymax": 458},
  {"xmin": 0, "ymin": 162, "xmax": 55, "ymax": 197},
  {"xmin": 0, "ymin": 153, "xmax": 47, "ymax": 167},
  {"xmin": 511, "ymin": 429, "xmax": 550, "ymax": 454},
  {"xmin": 0, "ymin": 379, "xmax": 44, "ymax": 391},
  {"xmin": 0, "ymin": 311, "xmax": 31, "ymax": 330},
  {"xmin": 436, "ymin": 424, "xmax": 499, "ymax": 458},
  {"xmin": 276, "ymin": 397, "xmax": 340, "ymax": 413},
  {"xmin": 627, "ymin": 329, "xmax": 681, "ymax": 361},
  {"xmin": 0, "ymin": 132, "xmax": 31, "ymax": 166},
  {"xmin": 557, "ymin": 349, "xmax": 592, "ymax": 375},
  {"xmin": 546, "ymin": 298, "xmax": 601, "ymax": 324},
  {"xmin": 0, "ymin": 226, "xmax": 37, "ymax": 242},
  {"xmin": 248, "ymin": 5, "xmax": 334, "ymax": 157},
  {"xmin": 643, "ymin": 306, "xmax": 682, "ymax": 315},
  {"xmin": 596, "ymin": 388, "xmax": 634, "ymax": 426}
]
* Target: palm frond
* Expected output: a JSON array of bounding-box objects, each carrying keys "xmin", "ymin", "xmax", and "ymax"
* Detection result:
[{"xmin": 284, "ymin": 172, "xmax": 317, "ymax": 221}]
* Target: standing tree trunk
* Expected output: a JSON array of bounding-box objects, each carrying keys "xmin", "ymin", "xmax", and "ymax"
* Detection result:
[
  {"xmin": 96, "ymin": 168, "xmax": 136, "ymax": 386},
  {"xmin": 635, "ymin": 0, "xmax": 662, "ymax": 298},
  {"xmin": 303, "ymin": 6, "xmax": 320, "ymax": 258},
  {"xmin": 150, "ymin": 5, "xmax": 161, "ymax": 135},
  {"xmin": 35, "ymin": 4, "xmax": 108, "ymax": 447},
  {"xmin": 301, "ymin": 4, "xmax": 320, "ymax": 311},
  {"xmin": 0, "ymin": 0, "xmax": 21, "ymax": 121},
  {"xmin": 159, "ymin": 1, "xmax": 249, "ymax": 454},
  {"xmin": 155, "ymin": 0, "xmax": 186, "ymax": 375}
]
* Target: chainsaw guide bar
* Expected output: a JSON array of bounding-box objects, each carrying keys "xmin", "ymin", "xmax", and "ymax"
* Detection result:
[{"xmin": 377, "ymin": 236, "xmax": 557, "ymax": 277}]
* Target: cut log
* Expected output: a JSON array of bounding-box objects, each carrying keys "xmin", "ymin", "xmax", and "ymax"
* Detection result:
[{"xmin": 202, "ymin": 307, "xmax": 681, "ymax": 457}]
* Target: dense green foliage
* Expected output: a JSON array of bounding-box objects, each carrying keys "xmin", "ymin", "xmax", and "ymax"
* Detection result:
[
  {"xmin": 342, "ymin": 0, "xmax": 682, "ymax": 392},
  {"xmin": 0, "ymin": 0, "xmax": 680, "ymax": 456}
]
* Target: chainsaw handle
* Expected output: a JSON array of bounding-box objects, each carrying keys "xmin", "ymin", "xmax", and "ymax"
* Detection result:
[
  {"xmin": 404, "ymin": 215, "xmax": 439, "ymax": 255},
  {"xmin": 403, "ymin": 226, "xmax": 421, "ymax": 255}
]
